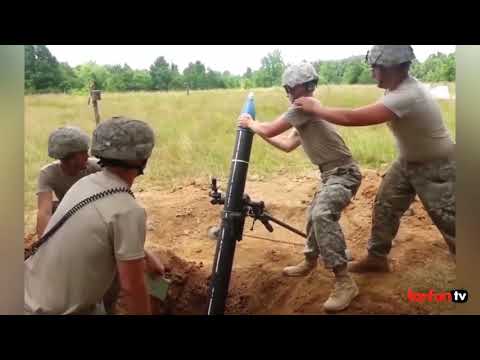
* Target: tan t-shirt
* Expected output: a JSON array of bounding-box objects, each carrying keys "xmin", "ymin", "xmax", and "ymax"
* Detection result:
[
  {"xmin": 25, "ymin": 168, "xmax": 147, "ymax": 315},
  {"xmin": 283, "ymin": 107, "xmax": 353, "ymax": 166},
  {"xmin": 37, "ymin": 158, "xmax": 101, "ymax": 201},
  {"xmin": 381, "ymin": 76, "xmax": 455, "ymax": 162}
]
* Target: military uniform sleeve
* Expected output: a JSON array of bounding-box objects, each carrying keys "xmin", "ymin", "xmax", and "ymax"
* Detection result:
[
  {"xmin": 381, "ymin": 89, "xmax": 416, "ymax": 118},
  {"xmin": 283, "ymin": 107, "xmax": 311, "ymax": 128},
  {"xmin": 111, "ymin": 206, "xmax": 147, "ymax": 261},
  {"xmin": 36, "ymin": 168, "xmax": 53, "ymax": 195}
]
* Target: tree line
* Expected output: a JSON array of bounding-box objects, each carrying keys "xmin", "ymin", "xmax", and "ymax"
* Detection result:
[{"xmin": 25, "ymin": 46, "xmax": 456, "ymax": 94}]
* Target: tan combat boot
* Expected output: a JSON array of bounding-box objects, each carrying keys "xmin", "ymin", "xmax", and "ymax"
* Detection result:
[
  {"xmin": 282, "ymin": 257, "xmax": 317, "ymax": 277},
  {"xmin": 347, "ymin": 254, "xmax": 390, "ymax": 273},
  {"xmin": 323, "ymin": 271, "xmax": 359, "ymax": 313}
]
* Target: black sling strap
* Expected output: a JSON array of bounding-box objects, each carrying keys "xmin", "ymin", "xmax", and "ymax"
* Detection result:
[{"xmin": 25, "ymin": 187, "xmax": 134, "ymax": 261}]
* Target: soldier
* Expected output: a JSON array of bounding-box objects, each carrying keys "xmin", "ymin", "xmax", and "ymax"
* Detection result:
[
  {"xmin": 36, "ymin": 126, "xmax": 101, "ymax": 237},
  {"xmin": 237, "ymin": 62, "xmax": 362, "ymax": 313},
  {"xmin": 294, "ymin": 45, "xmax": 456, "ymax": 273},
  {"xmin": 25, "ymin": 116, "xmax": 164, "ymax": 315}
]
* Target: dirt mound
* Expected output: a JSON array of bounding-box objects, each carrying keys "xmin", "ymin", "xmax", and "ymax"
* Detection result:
[
  {"xmin": 24, "ymin": 169, "xmax": 456, "ymax": 315},
  {"xmin": 136, "ymin": 170, "xmax": 455, "ymax": 315},
  {"xmin": 149, "ymin": 249, "xmax": 210, "ymax": 314}
]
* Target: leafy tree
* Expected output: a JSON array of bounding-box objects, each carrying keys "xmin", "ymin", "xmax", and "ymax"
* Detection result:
[
  {"xmin": 256, "ymin": 50, "xmax": 284, "ymax": 87},
  {"xmin": 25, "ymin": 47, "xmax": 456, "ymax": 93},
  {"xmin": 150, "ymin": 56, "xmax": 174, "ymax": 91}
]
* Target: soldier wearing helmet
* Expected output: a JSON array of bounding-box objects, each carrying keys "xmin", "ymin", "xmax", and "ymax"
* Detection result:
[
  {"xmin": 25, "ymin": 117, "xmax": 164, "ymax": 315},
  {"xmin": 36, "ymin": 126, "xmax": 101, "ymax": 238},
  {"xmin": 294, "ymin": 45, "xmax": 456, "ymax": 272},
  {"xmin": 238, "ymin": 62, "xmax": 362, "ymax": 313}
]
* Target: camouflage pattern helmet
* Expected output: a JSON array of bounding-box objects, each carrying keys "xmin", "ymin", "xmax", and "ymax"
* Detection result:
[
  {"xmin": 366, "ymin": 45, "xmax": 416, "ymax": 67},
  {"xmin": 282, "ymin": 62, "xmax": 319, "ymax": 88},
  {"xmin": 91, "ymin": 116, "xmax": 155, "ymax": 161},
  {"xmin": 48, "ymin": 126, "xmax": 90, "ymax": 160}
]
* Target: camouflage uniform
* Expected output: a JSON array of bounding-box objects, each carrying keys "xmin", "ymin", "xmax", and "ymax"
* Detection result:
[
  {"xmin": 365, "ymin": 45, "xmax": 456, "ymax": 257},
  {"xmin": 92, "ymin": 116, "xmax": 155, "ymax": 314},
  {"xmin": 304, "ymin": 163, "xmax": 362, "ymax": 269},
  {"xmin": 25, "ymin": 117, "xmax": 155, "ymax": 315},
  {"xmin": 282, "ymin": 63, "xmax": 361, "ymax": 270},
  {"xmin": 369, "ymin": 158, "xmax": 455, "ymax": 256}
]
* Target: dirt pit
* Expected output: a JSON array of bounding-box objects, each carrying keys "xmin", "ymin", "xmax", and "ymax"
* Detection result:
[
  {"xmin": 25, "ymin": 169, "xmax": 456, "ymax": 315},
  {"xmin": 136, "ymin": 169, "xmax": 455, "ymax": 315}
]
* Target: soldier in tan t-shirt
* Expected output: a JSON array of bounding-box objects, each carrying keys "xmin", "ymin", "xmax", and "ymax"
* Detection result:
[
  {"xmin": 238, "ymin": 63, "xmax": 362, "ymax": 313},
  {"xmin": 36, "ymin": 126, "xmax": 101, "ymax": 238},
  {"xmin": 294, "ymin": 45, "xmax": 456, "ymax": 273},
  {"xmin": 25, "ymin": 117, "xmax": 164, "ymax": 315}
]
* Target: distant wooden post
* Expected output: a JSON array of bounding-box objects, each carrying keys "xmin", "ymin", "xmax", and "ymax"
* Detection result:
[{"xmin": 88, "ymin": 81, "xmax": 102, "ymax": 125}]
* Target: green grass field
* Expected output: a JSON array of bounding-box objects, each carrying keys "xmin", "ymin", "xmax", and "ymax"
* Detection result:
[{"xmin": 24, "ymin": 84, "xmax": 456, "ymax": 228}]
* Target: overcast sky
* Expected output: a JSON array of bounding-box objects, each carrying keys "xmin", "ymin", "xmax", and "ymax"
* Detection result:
[{"xmin": 47, "ymin": 45, "xmax": 456, "ymax": 75}]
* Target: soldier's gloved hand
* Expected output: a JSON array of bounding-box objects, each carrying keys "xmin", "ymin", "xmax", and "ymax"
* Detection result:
[{"xmin": 144, "ymin": 249, "xmax": 166, "ymax": 276}]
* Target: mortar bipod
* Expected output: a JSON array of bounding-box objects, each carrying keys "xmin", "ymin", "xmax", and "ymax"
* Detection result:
[{"xmin": 208, "ymin": 177, "xmax": 307, "ymax": 240}]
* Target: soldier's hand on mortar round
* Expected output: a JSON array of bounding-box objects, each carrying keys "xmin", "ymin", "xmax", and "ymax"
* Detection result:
[
  {"xmin": 238, "ymin": 113, "xmax": 253, "ymax": 128},
  {"xmin": 293, "ymin": 97, "xmax": 322, "ymax": 113}
]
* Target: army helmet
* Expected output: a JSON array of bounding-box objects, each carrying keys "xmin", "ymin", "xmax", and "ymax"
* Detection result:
[
  {"xmin": 48, "ymin": 126, "xmax": 90, "ymax": 160},
  {"xmin": 366, "ymin": 45, "xmax": 416, "ymax": 67},
  {"xmin": 91, "ymin": 116, "xmax": 155, "ymax": 161},
  {"xmin": 282, "ymin": 62, "xmax": 319, "ymax": 88}
]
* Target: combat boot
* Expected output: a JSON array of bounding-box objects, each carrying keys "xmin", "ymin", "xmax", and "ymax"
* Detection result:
[
  {"xmin": 282, "ymin": 257, "xmax": 317, "ymax": 277},
  {"xmin": 347, "ymin": 253, "xmax": 390, "ymax": 273},
  {"xmin": 323, "ymin": 271, "xmax": 359, "ymax": 313}
]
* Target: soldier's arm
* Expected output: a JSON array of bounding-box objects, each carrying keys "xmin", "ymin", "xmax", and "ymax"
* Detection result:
[
  {"xmin": 261, "ymin": 128, "xmax": 301, "ymax": 153},
  {"xmin": 237, "ymin": 113, "xmax": 292, "ymax": 138},
  {"xmin": 144, "ymin": 248, "xmax": 165, "ymax": 275},
  {"xmin": 294, "ymin": 97, "xmax": 396, "ymax": 126},
  {"xmin": 117, "ymin": 258, "xmax": 152, "ymax": 315},
  {"xmin": 36, "ymin": 192, "xmax": 53, "ymax": 237},
  {"xmin": 114, "ymin": 207, "xmax": 153, "ymax": 315}
]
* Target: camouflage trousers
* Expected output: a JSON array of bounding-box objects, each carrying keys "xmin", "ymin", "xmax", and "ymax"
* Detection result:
[
  {"xmin": 368, "ymin": 157, "xmax": 456, "ymax": 257},
  {"xmin": 304, "ymin": 163, "xmax": 362, "ymax": 269}
]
